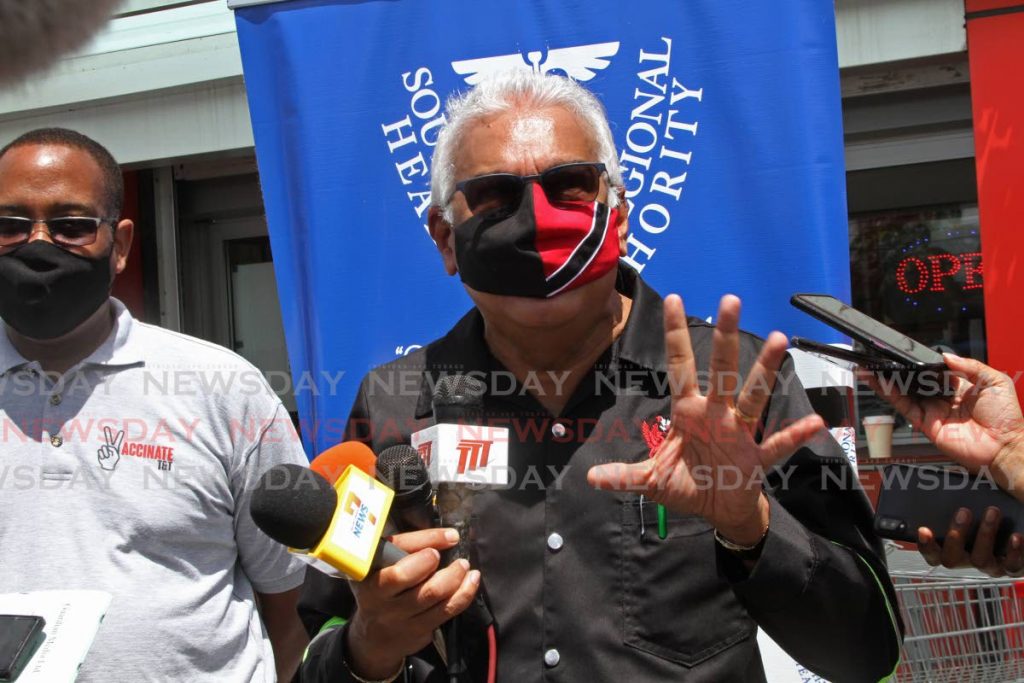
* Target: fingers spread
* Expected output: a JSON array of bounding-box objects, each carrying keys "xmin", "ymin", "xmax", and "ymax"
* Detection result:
[
  {"xmin": 707, "ymin": 295, "xmax": 741, "ymax": 405},
  {"xmin": 663, "ymin": 294, "xmax": 698, "ymax": 399},
  {"xmin": 734, "ymin": 331, "xmax": 788, "ymax": 427},
  {"xmin": 758, "ymin": 413, "xmax": 824, "ymax": 469},
  {"xmin": 587, "ymin": 460, "xmax": 652, "ymax": 493}
]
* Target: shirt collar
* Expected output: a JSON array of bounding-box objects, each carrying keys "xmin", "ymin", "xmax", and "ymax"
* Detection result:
[
  {"xmin": 412, "ymin": 263, "xmax": 681, "ymax": 417},
  {"xmin": 612, "ymin": 263, "xmax": 669, "ymax": 374},
  {"xmin": 0, "ymin": 297, "xmax": 145, "ymax": 375}
]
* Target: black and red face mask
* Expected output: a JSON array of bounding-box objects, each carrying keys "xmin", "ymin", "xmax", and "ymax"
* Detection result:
[{"xmin": 453, "ymin": 184, "xmax": 620, "ymax": 298}]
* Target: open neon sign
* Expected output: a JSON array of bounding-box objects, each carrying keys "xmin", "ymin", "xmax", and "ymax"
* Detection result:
[{"xmin": 895, "ymin": 251, "xmax": 983, "ymax": 294}]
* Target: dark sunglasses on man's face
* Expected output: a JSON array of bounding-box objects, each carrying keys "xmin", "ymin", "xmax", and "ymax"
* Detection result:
[
  {"xmin": 449, "ymin": 162, "xmax": 607, "ymax": 216},
  {"xmin": 0, "ymin": 216, "xmax": 111, "ymax": 249}
]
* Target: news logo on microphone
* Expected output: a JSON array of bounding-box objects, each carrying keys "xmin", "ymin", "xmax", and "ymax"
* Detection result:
[{"xmin": 411, "ymin": 424, "xmax": 510, "ymax": 486}]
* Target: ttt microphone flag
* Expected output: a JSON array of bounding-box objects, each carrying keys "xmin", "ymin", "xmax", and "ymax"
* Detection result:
[{"xmin": 230, "ymin": 0, "xmax": 851, "ymax": 454}]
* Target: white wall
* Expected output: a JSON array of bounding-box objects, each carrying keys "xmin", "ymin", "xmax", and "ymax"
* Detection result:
[
  {"xmin": 0, "ymin": 0, "xmax": 972, "ymax": 167},
  {"xmin": 0, "ymin": 1, "xmax": 250, "ymax": 165},
  {"xmin": 836, "ymin": 0, "xmax": 967, "ymax": 68}
]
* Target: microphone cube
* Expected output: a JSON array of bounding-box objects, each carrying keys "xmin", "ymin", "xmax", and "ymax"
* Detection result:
[{"xmin": 410, "ymin": 424, "xmax": 510, "ymax": 487}]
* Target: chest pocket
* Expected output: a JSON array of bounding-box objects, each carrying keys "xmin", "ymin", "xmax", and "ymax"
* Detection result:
[{"xmin": 620, "ymin": 499, "xmax": 755, "ymax": 667}]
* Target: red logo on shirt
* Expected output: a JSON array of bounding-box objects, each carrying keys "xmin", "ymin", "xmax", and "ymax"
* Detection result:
[{"xmin": 640, "ymin": 415, "xmax": 671, "ymax": 458}]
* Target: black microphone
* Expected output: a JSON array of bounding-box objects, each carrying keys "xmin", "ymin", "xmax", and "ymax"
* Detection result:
[
  {"xmin": 432, "ymin": 374, "xmax": 488, "ymax": 562},
  {"xmin": 430, "ymin": 375, "xmax": 488, "ymax": 683},
  {"xmin": 376, "ymin": 445, "xmax": 438, "ymax": 532},
  {"xmin": 250, "ymin": 464, "xmax": 405, "ymax": 579}
]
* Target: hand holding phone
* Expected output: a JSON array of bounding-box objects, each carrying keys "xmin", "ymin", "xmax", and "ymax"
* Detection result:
[
  {"xmin": 916, "ymin": 506, "xmax": 1024, "ymax": 577},
  {"xmin": 789, "ymin": 293, "xmax": 952, "ymax": 397}
]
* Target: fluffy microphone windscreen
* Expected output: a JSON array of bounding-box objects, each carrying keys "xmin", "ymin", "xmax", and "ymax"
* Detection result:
[
  {"xmin": 0, "ymin": 0, "xmax": 123, "ymax": 85},
  {"xmin": 376, "ymin": 444, "xmax": 429, "ymax": 492},
  {"xmin": 310, "ymin": 440, "xmax": 377, "ymax": 484},
  {"xmin": 250, "ymin": 464, "xmax": 337, "ymax": 550}
]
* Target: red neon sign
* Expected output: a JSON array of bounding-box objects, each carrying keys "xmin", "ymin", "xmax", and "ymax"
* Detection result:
[{"xmin": 895, "ymin": 251, "xmax": 983, "ymax": 294}]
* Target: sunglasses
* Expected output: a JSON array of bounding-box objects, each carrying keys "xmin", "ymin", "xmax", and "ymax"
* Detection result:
[
  {"xmin": 449, "ymin": 162, "xmax": 607, "ymax": 216},
  {"xmin": 0, "ymin": 216, "xmax": 112, "ymax": 249}
]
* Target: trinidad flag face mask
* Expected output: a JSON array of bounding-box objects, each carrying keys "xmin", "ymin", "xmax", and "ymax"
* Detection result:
[{"xmin": 453, "ymin": 183, "xmax": 621, "ymax": 298}]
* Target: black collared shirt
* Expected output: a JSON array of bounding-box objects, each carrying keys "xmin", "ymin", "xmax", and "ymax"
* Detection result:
[{"xmin": 299, "ymin": 266, "xmax": 903, "ymax": 683}]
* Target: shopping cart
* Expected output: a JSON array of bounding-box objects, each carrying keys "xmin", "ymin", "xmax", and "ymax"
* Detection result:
[{"xmin": 890, "ymin": 561, "xmax": 1024, "ymax": 682}]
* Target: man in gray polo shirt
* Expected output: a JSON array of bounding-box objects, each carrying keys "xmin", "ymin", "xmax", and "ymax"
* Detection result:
[{"xmin": 0, "ymin": 127, "xmax": 310, "ymax": 681}]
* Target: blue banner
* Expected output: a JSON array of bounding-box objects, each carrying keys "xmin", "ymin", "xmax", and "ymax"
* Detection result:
[{"xmin": 233, "ymin": 0, "xmax": 851, "ymax": 454}]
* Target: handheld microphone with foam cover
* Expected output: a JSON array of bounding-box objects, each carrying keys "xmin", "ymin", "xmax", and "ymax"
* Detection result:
[
  {"xmin": 376, "ymin": 445, "xmax": 437, "ymax": 533},
  {"xmin": 311, "ymin": 440, "xmax": 377, "ymax": 484},
  {"xmin": 0, "ymin": 0, "xmax": 123, "ymax": 85},
  {"xmin": 250, "ymin": 463, "xmax": 405, "ymax": 580}
]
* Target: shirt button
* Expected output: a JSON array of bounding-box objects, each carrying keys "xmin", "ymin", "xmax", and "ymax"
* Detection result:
[
  {"xmin": 547, "ymin": 532, "xmax": 564, "ymax": 552},
  {"xmin": 551, "ymin": 422, "xmax": 567, "ymax": 438},
  {"xmin": 49, "ymin": 394, "xmax": 62, "ymax": 406},
  {"xmin": 50, "ymin": 434, "xmax": 63, "ymax": 448},
  {"xmin": 544, "ymin": 648, "xmax": 560, "ymax": 668}
]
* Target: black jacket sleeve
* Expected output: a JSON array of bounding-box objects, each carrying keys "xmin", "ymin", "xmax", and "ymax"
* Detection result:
[{"xmin": 718, "ymin": 352, "xmax": 904, "ymax": 682}]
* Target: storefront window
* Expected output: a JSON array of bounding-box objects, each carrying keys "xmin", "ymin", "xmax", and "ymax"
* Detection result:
[{"xmin": 848, "ymin": 204, "xmax": 986, "ymax": 448}]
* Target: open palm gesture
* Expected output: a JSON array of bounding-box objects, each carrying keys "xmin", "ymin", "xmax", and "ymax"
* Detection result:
[{"xmin": 588, "ymin": 294, "xmax": 824, "ymax": 546}]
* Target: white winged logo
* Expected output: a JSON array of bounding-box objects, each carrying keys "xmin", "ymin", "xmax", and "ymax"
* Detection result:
[{"xmin": 451, "ymin": 41, "xmax": 620, "ymax": 85}]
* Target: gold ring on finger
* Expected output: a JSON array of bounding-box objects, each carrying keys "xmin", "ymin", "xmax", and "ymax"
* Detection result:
[{"xmin": 733, "ymin": 406, "xmax": 760, "ymax": 424}]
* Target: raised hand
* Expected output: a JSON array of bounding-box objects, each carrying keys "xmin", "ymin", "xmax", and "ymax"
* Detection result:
[{"xmin": 588, "ymin": 294, "xmax": 824, "ymax": 547}]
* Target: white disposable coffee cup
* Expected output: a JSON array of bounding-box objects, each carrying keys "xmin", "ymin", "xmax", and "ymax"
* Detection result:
[{"xmin": 862, "ymin": 415, "xmax": 896, "ymax": 459}]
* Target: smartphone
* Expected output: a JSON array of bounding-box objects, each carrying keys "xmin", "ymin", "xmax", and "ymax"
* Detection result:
[
  {"xmin": 0, "ymin": 615, "xmax": 45, "ymax": 682},
  {"xmin": 790, "ymin": 293, "xmax": 952, "ymax": 397},
  {"xmin": 790, "ymin": 336, "xmax": 906, "ymax": 370},
  {"xmin": 874, "ymin": 464, "xmax": 1024, "ymax": 555}
]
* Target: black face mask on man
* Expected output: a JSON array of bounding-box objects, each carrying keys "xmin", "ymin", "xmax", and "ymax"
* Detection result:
[
  {"xmin": 0, "ymin": 240, "xmax": 113, "ymax": 339},
  {"xmin": 453, "ymin": 183, "xmax": 620, "ymax": 299}
]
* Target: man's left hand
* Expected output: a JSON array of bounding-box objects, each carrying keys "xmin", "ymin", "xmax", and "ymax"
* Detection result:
[{"xmin": 588, "ymin": 294, "xmax": 824, "ymax": 547}]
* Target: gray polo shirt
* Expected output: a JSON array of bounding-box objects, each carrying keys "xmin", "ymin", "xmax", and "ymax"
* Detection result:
[{"xmin": 0, "ymin": 298, "xmax": 308, "ymax": 682}]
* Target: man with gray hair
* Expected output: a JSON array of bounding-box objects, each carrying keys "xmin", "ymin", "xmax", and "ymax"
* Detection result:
[{"xmin": 299, "ymin": 71, "xmax": 902, "ymax": 682}]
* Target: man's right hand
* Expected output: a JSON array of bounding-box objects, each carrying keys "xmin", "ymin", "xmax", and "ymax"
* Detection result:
[{"xmin": 346, "ymin": 528, "xmax": 481, "ymax": 679}]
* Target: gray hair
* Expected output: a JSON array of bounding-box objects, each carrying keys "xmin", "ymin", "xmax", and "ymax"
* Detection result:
[{"xmin": 431, "ymin": 71, "xmax": 623, "ymax": 224}]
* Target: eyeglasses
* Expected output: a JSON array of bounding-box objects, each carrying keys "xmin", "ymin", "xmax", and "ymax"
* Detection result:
[
  {"xmin": 0, "ymin": 216, "xmax": 113, "ymax": 249},
  {"xmin": 448, "ymin": 162, "xmax": 608, "ymax": 216}
]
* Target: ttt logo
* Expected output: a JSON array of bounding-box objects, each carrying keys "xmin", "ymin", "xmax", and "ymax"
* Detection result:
[{"xmin": 455, "ymin": 439, "xmax": 492, "ymax": 474}]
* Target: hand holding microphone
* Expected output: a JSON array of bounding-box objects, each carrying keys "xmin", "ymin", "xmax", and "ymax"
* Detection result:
[
  {"xmin": 251, "ymin": 442, "xmax": 479, "ymax": 679},
  {"xmin": 348, "ymin": 445, "xmax": 480, "ymax": 681}
]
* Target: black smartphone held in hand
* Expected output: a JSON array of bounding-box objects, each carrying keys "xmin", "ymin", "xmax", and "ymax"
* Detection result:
[
  {"xmin": 790, "ymin": 293, "xmax": 953, "ymax": 397},
  {"xmin": 0, "ymin": 615, "xmax": 45, "ymax": 682},
  {"xmin": 874, "ymin": 464, "xmax": 1024, "ymax": 555}
]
